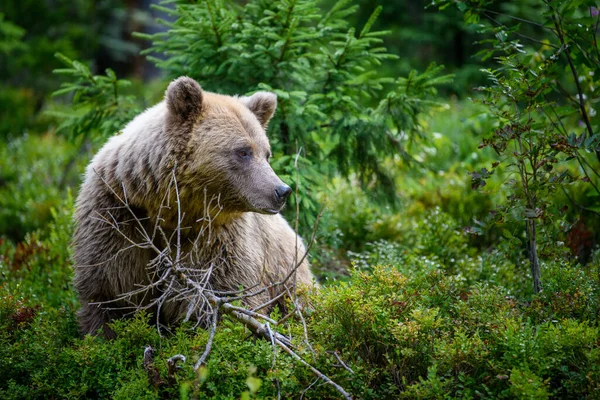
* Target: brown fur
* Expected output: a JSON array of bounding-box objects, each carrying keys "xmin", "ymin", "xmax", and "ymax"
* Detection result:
[{"xmin": 72, "ymin": 77, "xmax": 314, "ymax": 337}]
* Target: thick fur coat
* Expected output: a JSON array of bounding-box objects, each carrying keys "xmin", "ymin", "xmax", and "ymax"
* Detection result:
[{"xmin": 72, "ymin": 77, "xmax": 314, "ymax": 337}]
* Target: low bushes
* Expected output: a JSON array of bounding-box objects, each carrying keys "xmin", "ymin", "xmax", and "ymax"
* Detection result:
[{"xmin": 1, "ymin": 203, "xmax": 599, "ymax": 399}]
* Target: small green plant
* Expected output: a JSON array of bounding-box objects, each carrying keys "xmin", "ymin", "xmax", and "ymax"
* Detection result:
[{"xmin": 435, "ymin": 0, "xmax": 600, "ymax": 292}]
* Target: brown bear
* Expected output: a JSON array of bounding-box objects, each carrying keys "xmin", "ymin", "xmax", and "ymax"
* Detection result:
[{"xmin": 72, "ymin": 77, "xmax": 314, "ymax": 338}]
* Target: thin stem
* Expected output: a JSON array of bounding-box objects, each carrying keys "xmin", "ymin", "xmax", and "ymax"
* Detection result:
[
  {"xmin": 575, "ymin": 154, "xmax": 600, "ymax": 197},
  {"xmin": 274, "ymin": 337, "xmax": 352, "ymax": 400},
  {"xmin": 561, "ymin": 186, "xmax": 600, "ymax": 217},
  {"xmin": 551, "ymin": 12, "xmax": 600, "ymax": 163},
  {"xmin": 483, "ymin": 12, "xmax": 559, "ymax": 49},
  {"xmin": 482, "ymin": 9, "xmax": 553, "ymax": 31},
  {"xmin": 526, "ymin": 218, "xmax": 542, "ymax": 293},
  {"xmin": 194, "ymin": 307, "xmax": 218, "ymax": 370}
]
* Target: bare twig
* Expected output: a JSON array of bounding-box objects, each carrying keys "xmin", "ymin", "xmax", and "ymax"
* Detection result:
[
  {"xmin": 194, "ymin": 308, "xmax": 218, "ymax": 370},
  {"xmin": 266, "ymin": 322, "xmax": 278, "ymax": 368},
  {"xmin": 92, "ymin": 165, "xmax": 351, "ymax": 398},
  {"xmin": 143, "ymin": 346, "xmax": 164, "ymax": 387},
  {"xmin": 300, "ymin": 377, "xmax": 321, "ymax": 400},
  {"xmin": 275, "ymin": 337, "xmax": 352, "ymax": 400},
  {"xmin": 561, "ymin": 186, "xmax": 600, "ymax": 217},
  {"xmin": 167, "ymin": 354, "xmax": 187, "ymax": 383},
  {"xmin": 328, "ymin": 351, "xmax": 355, "ymax": 374}
]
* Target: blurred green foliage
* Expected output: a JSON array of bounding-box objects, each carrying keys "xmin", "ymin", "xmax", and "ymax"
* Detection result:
[
  {"xmin": 0, "ymin": 135, "xmax": 78, "ymax": 241},
  {"xmin": 0, "ymin": 0, "xmax": 146, "ymax": 138},
  {"xmin": 347, "ymin": 0, "xmax": 488, "ymax": 94}
]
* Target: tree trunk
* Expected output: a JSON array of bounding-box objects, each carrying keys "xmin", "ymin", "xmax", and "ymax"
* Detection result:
[
  {"xmin": 279, "ymin": 120, "xmax": 291, "ymax": 155},
  {"xmin": 526, "ymin": 219, "xmax": 542, "ymax": 293}
]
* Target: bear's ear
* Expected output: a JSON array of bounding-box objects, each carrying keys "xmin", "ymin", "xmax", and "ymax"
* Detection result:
[
  {"xmin": 165, "ymin": 77, "xmax": 204, "ymax": 122},
  {"xmin": 240, "ymin": 92, "xmax": 277, "ymax": 128}
]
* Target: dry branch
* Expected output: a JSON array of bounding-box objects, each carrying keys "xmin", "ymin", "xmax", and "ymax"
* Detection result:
[
  {"xmin": 92, "ymin": 167, "xmax": 353, "ymax": 399},
  {"xmin": 167, "ymin": 354, "xmax": 187, "ymax": 384}
]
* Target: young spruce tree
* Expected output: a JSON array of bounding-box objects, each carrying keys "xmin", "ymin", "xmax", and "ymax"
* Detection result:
[{"xmin": 135, "ymin": 0, "xmax": 452, "ymax": 223}]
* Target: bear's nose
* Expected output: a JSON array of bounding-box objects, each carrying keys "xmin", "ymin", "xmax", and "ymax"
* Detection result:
[{"xmin": 275, "ymin": 185, "xmax": 292, "ymax": 203}]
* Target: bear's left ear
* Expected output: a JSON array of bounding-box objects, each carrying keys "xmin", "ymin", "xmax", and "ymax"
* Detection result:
[{"xmin": 240, "ymin": 92, "xmax": 277, "ymax": 128}]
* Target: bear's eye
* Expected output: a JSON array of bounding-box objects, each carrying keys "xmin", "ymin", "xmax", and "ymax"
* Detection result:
[{"xmin": 237, "ymin": 149, "xmax": 251, "ymax": 159}]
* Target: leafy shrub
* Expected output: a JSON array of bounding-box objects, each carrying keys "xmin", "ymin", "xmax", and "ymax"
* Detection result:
[
  {"xmin": 0, "ymin": 197, "xmax": 75, "ymax": 308},
  {"xmin": 51, "ymin": 54, "xmax": 140, "ymax": 143},
  {"xmin": 320, "ymin": 179, "xmax": 404, "ymax": 252},
  {"xmin": 526, "ymin": 261, "xmax": 600, "ymax": 324},
  {"xmin": 308, "ymin": 265, "xmax": 600, "ymax": 398}
]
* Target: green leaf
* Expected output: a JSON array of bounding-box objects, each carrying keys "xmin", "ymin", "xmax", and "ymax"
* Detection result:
[{"xmin": 246, "ymin": 376, "xmax": 262, "ymax": 394}]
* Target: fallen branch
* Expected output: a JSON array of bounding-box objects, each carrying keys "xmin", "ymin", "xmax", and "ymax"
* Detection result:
[
  {"xmin": 167, "ymin": 354, "xmax": 186, "ymax": 384},
  {"xmin": 92, "ymin": 165, "xmax": 352, "ymax": 399},
  {"xmin": 328, "ymin": 350, "xmax": 355, "ymax": 374},
  {"xmin": 143, "ymin": 346, "xmax": 164, "ymax": 387}
]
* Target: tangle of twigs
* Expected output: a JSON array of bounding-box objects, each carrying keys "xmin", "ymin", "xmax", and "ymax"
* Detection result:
[{"xmin": 91, "ymin": 166, "xmax": 352, "ymax": 399}]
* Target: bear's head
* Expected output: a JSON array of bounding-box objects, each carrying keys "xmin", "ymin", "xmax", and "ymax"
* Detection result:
[{"xmin": 165, "ymin": 76, "xmax": 292, "ymax": 216}]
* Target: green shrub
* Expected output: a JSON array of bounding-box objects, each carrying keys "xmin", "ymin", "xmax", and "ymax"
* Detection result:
[
  {"xmin": 307, "ymin": 262, "xmax": 600, "ymax": 398},
  {"xmin": 1, "ymin": 226, "xmax": 599, "ymax": 398},
  {"xmin": 346, "ymin": 207, "xmax": 528, "ymax": 294},
  {"xmin": 0, "ymin": 194, "xmax": 75, "ymax": 308},
  {"xmin": 509, "ymin": 368, "xmax": 550, "ymax": 400},
  {"xmin": 526, "ymin": 261, "xmax": 600, "ymax": 324}
]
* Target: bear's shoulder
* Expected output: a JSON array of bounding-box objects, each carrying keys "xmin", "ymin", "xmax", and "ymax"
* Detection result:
[{"xmin": 122, "ymin": 102, "xmax": 167, "ymax": 139}]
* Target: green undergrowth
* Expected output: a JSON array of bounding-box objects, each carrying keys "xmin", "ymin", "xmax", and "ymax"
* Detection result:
[{"xmin": 1, "ymin": 201, "xmax": 599, "ymax": 399}]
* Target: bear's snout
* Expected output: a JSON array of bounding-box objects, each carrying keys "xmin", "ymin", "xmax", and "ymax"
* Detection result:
[{"xmin": 274, "ymin": 184, "xmax": 292, "ymax": 204}]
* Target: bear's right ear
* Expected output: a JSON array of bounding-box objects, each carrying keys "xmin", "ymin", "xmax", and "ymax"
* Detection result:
[
  {"xmin": 165, "ymin": 77, "xmax": 204, "ymax": 123},
  {"xmin": 239, "ymin": 92, "xmax": 277, "ymax": 128}
]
